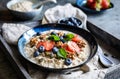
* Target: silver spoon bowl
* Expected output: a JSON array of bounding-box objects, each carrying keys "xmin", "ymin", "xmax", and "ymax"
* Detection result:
[{"xmin": 98, "ymin": 46, "xmax": 114, "ymax": 67}]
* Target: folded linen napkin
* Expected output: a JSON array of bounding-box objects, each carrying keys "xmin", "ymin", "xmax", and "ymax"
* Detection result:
[
  {"xmin": 2, "ymin": 23, "xmax": 30, "ymax": 45},
  {"xmin": 42, "ymin": 3, "xmax": 87, "ymax": 29}
]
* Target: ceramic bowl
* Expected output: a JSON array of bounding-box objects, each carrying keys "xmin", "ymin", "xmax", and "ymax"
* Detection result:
[
  {"xmin": 18, "ymin": 23, "xmax": 98, "ymax": 73},
  {"xmin": 6, "ymin": 0, "xmax": 43, "ymax": 20},
  {"xmin": 76, "ymin": 0, "xmax": 114, "ymax": 14}
]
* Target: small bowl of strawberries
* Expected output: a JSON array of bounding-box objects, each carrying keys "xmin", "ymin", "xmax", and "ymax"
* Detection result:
[{"xmin": 76, "ymin": 0, "xmax": 114, "ymax": 14}]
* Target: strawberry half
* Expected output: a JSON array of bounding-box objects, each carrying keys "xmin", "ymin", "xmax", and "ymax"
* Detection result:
[
  {"xmin": 36, "ymin": 41, "xmax": 55, "ymax": 51},
  {"xmin": 67, "ymin": 41, "xmax": 80, "ymax": 54},
  {"xmin": 72, "ymin": 35, "xmax": 81, "ymax": 42}
]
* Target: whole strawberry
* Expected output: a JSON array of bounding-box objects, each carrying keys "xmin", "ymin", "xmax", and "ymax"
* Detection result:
[
  {"xmin": 87, "ymin": 0, "xmax": 102, "ymax": 11},
  {"xmin": 101, "ymin": 0, "xmax": 110, "ymax": 9},
  {"xmin": 87, "ymin": 0, "xmax": 111, "ymax": 11}
]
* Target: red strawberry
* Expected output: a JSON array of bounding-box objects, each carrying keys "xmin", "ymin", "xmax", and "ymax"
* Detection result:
[
  {"xmin": 67, "ymin": 41, "xmax": 80, "ymax": 53},
  {"xmin": 87, "ymin": 0, "xmax": 95, "ymax": 7},
  {"xmin": 36, "ymin": 41, "xmax": 43, "ymax": 48},
  {"xmin": 87, "ymin": 0, "xmax": 102, "ymax": 11},
  {"xmin": 101, "ymin": 0, "xmax": 110, "ymax": 9},
  {"xmin": 62, "ymin": 41, "xmax": 80, "ymax": 54},
  {"xmin": 36, "ymin": 41, "xmax": 55, "ymax": 51},
  {"xmin": 89, "ymin": 2, "xmax": 96, "ymax": 9},
  {"xmin": 87, "ymin": 0, "xmax": 94, "ymax": 4},
  {"xmin": 43, "ymin": 41, "xmax": 55, "ymax": 51},
  {"xmin": 62, "ymin": 44, "xmax": 75, "ymax": 54},
  {"xmin": 72, "ymin": 35, "xmax": 81, "ymax": 42}
]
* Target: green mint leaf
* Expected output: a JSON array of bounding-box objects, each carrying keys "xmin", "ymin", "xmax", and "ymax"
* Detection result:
[
  {"xmin": 57, "ymin": 48, "xmax": 67, "ymax": 59},
  {"xmin": 49, "ymin": 35, "xmax": 60, "ymax": 41},
  {"xmin": 65, "ymin": 33, "xmax": 74, "ymax": 41}
]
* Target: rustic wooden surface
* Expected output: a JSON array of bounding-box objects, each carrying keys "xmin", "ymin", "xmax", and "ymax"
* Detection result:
[
  {"xmin": 0, "ymin": 0, "xmax": 17, "ymax": 78},
  {"xmin": 0, "ymin": 19, "xmax": 42, "ymax": 79}
]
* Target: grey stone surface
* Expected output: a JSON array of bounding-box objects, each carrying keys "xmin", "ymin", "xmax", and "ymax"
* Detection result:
[
  {"xmin": 87, "ymin": 0, "xmax": 120, "ymax": 39},
  {"xmin": 35, "ymin": 0, "xmax": 120, "ymax": 40}
]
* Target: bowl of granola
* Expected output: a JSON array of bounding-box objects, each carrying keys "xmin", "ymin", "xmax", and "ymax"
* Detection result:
[{"xmin": 18, "ymin": 23, "xmax": 97, "ymax": 73}]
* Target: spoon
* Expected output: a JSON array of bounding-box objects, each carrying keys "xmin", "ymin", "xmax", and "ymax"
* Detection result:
[
  {"xmin": 98, "ymin": 46, "xmax": 114, "ymax": 67},
  {"xmin": 32, "ymin": 0, "xmax": 57, "ymax": 9},
  {"xmin": 64, "ymin": 64, "xmax": 90, "ymax": 74}
]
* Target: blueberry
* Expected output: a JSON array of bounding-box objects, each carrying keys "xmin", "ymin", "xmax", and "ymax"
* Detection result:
[
  {"xmin": 68, "ymin": 17, "xmax": 82, "ymax": 27},
  {"xmin": 63, "ymin": 34, "xmax": 66, "ymax": 38},
  {"xmin": 39, "ymin": 46, "xmax": 45, "ymax": 53},
  {"xmin": 60, "ymin": 19, "xmax": 66, "ymax": 23},
  {"xmin": 36, "ymin": 32, "xmax": 41, "ymax": 36},
  {"xmin": 52, "ymin": 47, "xmax": 59, "ymax": 54},
  {"xmin": 77, "ymin": 20, "xmax": 82, "ymax": 26},
  {"xmin": 64, "ymin": 58, "xmax": 72, "ymax": 65},
  {"xmin": 64, "ymin": 20, "xmax": 69, "ymax": 24},
  {"xmin": 67, "ymin": 21, "xmax": 74, "ymax": 26},
  {"xmin": 33, "ymin": 51, "xmax": 40, "ymax": 57},
  {"xmin": 70, "ymin": 17, "xmax": 78, "ymax": 26},
  {"xmin": 51, "ymin": 32, "xmax": 57, "ymax": 36},
  {"xmin": 72, "ymin": 18, "xmax": 78, "ymax": 26},
  {"xmin": 68, "ymin": 17, "xmax": 73, "ymax": 22},
  {"xmin": 75, "ymin": 18, "xmax": 82, "ymax": 26},
  {"xmin": 60, "ymin": 36, "xmax": 65, "ymax": 43},
  {"xmin": 60, "ymin": 36, "xmax": 64, "ymax": 40}
]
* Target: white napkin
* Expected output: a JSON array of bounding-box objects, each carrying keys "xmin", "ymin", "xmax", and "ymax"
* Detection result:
[
  {"xmin": 42, "ymin": 3, "xmax": 87, "ymax": 29},
  {"xmin": 2, "ymin": 23, "xmax": 30, "ymax": 45}
]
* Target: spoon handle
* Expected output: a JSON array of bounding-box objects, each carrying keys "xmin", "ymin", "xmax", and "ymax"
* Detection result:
[{"xmin": 33, "ymin": 0, "xmax": 57, "ymax": 9}]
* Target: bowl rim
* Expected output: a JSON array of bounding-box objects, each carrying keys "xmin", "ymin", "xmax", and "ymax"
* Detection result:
[
  {"xmin": 17, "ymin": 23, "xmax": 98, "ymax": 72},
  {"xmin": 6, "ymin": 0, "xmax": 43, "ymax": 13}
]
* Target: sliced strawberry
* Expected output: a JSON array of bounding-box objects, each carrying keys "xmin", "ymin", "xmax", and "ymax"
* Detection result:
[
  {"xmin": 65, "ymin": 46, "xmax": 75, "ymax": 54},
  {"xmin": 62, "ymin": 44, "xmax": 75, "ymax": 54},
  {"xmin": 43, "ymin": 41, "xmax": 55, "ymax": 51},
  {"xmin": 36, "ymin": 41, "xmax": 55, "ymax": 51},
  {"xmin": 36, "ymin": 41, "xmax": 43, "ymax": 48},
  {"xmin": 72, "ymin": 35, "xmax": 81, "ymax": 42},
  {"xmin": 67, "ymin": 41, "xmax": 80, "ymax": 53}
]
